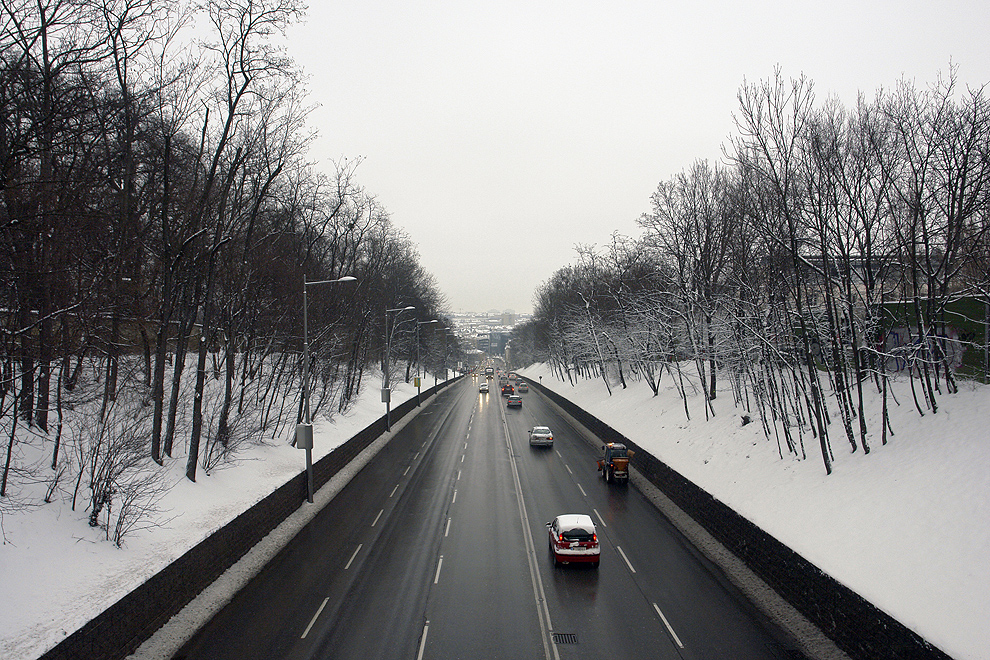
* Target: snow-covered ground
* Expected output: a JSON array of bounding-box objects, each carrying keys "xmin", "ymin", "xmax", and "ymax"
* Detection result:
[
  {"xmin": 0, "ymin": 376, "xmax": 426, "ymax": 660},
  {"xmin": 518, "ymin": 363, "xmax": 989, "ymax": 660},
  {"xmin": 2, "ymin": 364, "xmax": 987, "ymax": 660}
]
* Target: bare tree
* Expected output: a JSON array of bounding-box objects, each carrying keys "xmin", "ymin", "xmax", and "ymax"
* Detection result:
[
  {"xmin": 731, "ymin": 69, "xmax": 835, "ymax": 474},
  {"xmin": 184, "ymin": 0, "xmax": 304, "ymax": 482}
]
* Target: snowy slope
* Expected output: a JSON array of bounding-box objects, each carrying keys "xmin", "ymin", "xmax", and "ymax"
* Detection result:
[
  {"xmin": 0, "ymin": 377, "xmax": 423, "ymax": 660},
  {"xmin": 1, "ymin": 365, "xmax": 986, "ymax": 660},
  {"xmin": 518, "ymin": 363, "xmax": 990, "ymax": 660}
]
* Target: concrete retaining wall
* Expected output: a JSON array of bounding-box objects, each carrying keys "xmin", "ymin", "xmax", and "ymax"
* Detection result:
[
  {"xmin": 526, "ymin": 376, "xmax": 951, "ymax": 660},
  {"xmin": 38, "ymin": 377, "xmax": 459, "ymax": 660}
]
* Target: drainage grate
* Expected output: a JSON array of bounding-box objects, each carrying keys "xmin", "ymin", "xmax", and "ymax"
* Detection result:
[{"xmin": 552, "ymin": 633, "xmax": 578, "ymax": 644}]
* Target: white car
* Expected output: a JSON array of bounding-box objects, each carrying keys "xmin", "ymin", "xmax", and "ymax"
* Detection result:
[
  {"xmin": 547, "ymin": 514, "xmax": 600, "ymax": 567},
  {"xmin": 529, "ymin": 426, "xmax": 553, "ymax": 447},
  {"xmin": 479, "ymin": 382, "xmax": 489, "ymax": 393}
]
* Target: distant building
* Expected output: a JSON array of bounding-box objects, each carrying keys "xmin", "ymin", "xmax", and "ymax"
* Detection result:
[{"xmin": 450, "ymin": 309, "xmax": 531, "ymax": 356}]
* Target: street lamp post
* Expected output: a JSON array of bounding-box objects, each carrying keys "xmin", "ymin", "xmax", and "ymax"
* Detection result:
[
  {"xmin": 444, "ymin": 330, "xmax": 456, "ymax": 381},
  {"xmin": 384, "ymin": 306, "xmax": 415, "ymax": 431},
  {"xmin": 416, "ymin": 320, "xmax": 439, "ymax": 405},
  {"xmin": 298, "ymin": 275, "xmax": 356, "ymax": 504}
]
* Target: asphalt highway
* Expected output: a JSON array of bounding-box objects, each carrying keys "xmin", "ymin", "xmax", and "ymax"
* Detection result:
[{"xmin": 173, "ymin": 377, "xmax": 806, "ymax": 660}]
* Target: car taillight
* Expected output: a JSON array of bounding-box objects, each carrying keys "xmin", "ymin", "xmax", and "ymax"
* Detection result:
[{"xmin": 592, "ymin": 533, "xmax": 597, "ymax": 543}]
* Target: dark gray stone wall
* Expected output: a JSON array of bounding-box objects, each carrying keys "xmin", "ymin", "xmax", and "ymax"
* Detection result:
[
  {"xmin": 38, "ymin": 377, "xmax": 460, "ymax": 660},
  {"xmin": 526, "ymin": 376, "xmax": 952, "ymax": 660}
]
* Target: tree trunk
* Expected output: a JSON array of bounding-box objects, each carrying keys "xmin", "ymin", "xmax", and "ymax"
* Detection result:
[
  {"xmin": 216, "ymin": 333, "xmax": 236, "ymax": 447},
  {"xmin": 163, "ymin": 315, "xmax": 190, "ymax": 458},
  {"xmin": 19, "ymin": 336, "xmax": 34, "ymax": 424},
  {"xmin": 187, "ymin": 320, "xmax": 209, "ymax": 482},
  {"xmin": 2, "ymin": 391, "xmax": 18, "ymax": 496}
]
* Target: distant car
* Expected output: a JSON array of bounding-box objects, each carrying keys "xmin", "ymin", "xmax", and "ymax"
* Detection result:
[
  {"xmin": 479, "ymin": 382, "xmax": 489, "ymax": 393},
  {"xmin": 529, "ymin": 426, "xmax": 553, "ymax": 447},
  {"xmin": 501, "ymin": 384, "xmax": 514, "ymax": 396},
  {"xmin": 506, "ymin": 395, "xmax": 522, "ymax": 408},
  {"xmin": 516, "ymin": 382, "xmax": 529, "ymax": 393},
  {"xmin": 547, "ymin": 514, "xmax": 600, "ymax": 567}
]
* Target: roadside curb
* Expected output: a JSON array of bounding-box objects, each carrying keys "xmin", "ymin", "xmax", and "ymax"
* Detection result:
[
  {"xmin": 129, "ymin": 393, "xmax": 434, "ymax": 659},
  {"xmin": 36, "ymin": 377, "xmax": 463, "ymax": 660},
  {"xmin": 531, "ymin": 381, "xmax": 853, "ymax": 660}
]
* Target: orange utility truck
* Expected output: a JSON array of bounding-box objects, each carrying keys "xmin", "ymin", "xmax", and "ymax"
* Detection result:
[{"xmin": 597, "ymin": 442, "xmax": 632, "ymax": 484}]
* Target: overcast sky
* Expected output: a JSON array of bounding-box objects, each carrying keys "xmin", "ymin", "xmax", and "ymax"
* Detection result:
[{"xmin": 284, "ymin": 0, "xmax": 989, "ymax": 315}]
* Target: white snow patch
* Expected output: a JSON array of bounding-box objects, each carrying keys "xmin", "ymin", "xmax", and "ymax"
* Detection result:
[{"xmin": 520, "ymin": 364, "xmax": 990, "ymax": 660}]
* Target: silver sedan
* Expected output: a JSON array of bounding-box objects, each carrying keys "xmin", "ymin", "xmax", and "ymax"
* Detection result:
[{"xmin": 528, "ymin": 426, "xmax": 553, "ymax": 447}]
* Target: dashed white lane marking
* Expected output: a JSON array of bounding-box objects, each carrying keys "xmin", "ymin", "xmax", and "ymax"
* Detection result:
[
  {"xmin": 413, "ymin": 451, "xmax": 420, "ymax": 460},
  {"xmin": 371, "ymin": 509, "xmax": 383, "ymax": 527},
  {"xmin": 565, "ymin": 464, "xmax": 573, "ymax": 474},
  {"xmin": 452, "ymin": 489, "xmax": 457, "ymax": 504},
  {"xmin": 577, "ymin": 483, "xmax": 587, "ymax": 497},
  {"xmin": 301, "ymin": 597, "xmax": 329, "ymax": 639},
  {"xmin": 390, "ymin": 483, "xmax": 399, "ymax": 498},
  {"xmin": 654, "ymin": 603, "xmax": 685, "ymax": 648},
  {"xmin": 461, "ymin": 454, "xmax": 465, "ymax": 463},
  {"xmin": 416, "ymin": 621, "xmax": 430, "ymax": 660},
  {"xmin": 344, "ymin": 544, "xmax": 362, "ymax": 570},
  {"xmin": 593, "ymin": 508, "xmax": 607, "ymax": 527},
  {"xmin": 616, "ymin": 545, "xmax": 636, "ymax": 573},
  {"xmin": 464, "ymin": 442, "xmax": 468, "ymax": 449},
  {"xmin": 457, "ymin": 469, "xmax": 462, "ymax": 481},
  {"xmin": 445, "ymin": 517, "xmax": 451, "ymax": 537},
  {"xmin": 403, "ymin": 465, "xmax": 411, "ymax": 476},
  {"xmin": 434, "ymin": 556, "xmax": 444, "ymax": 584}
]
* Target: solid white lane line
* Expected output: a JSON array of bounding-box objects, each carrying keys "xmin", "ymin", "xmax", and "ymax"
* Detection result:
[
  {"xmin": 434, "ymin": 556, "xmax": 444, "ymax": 584},
  {"xmin": 301, "ymin": 597, "xmax": 329, "ymax": 639},
  {"xmin": 654, "ymin": 603, "xmax": 685, "ymax": 648},
  {"xmin": 344, "ymin": 544, "xmax": 362, "ymax": 570},
  {"xmin": 445, "ymin": 517, "xmax": 451, "ymax": 537},
  {"xmin": 593, "ymin": 508, "xmax": 607, "ymax": 527},
  {"xmin": 616, "ymin": 545, "xmax": 636, "ymax": 573},
  {"xmin": 371, "ymin": 509, "xmax": 383, "ymax": 527},
  {"xmin": 499, "ymin": 398, "xmax": 558, "ymax": 660},
  {"xmin": 416, "ymin": 621, "xmax": 430, "ymax": 660},
  {"xmin": 577, "ymin": 483, "xmax": 587, "ymax": 497},
  {"xmin": 390, "ymin": 483, "xmax": 399, "ymax": 498}
]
